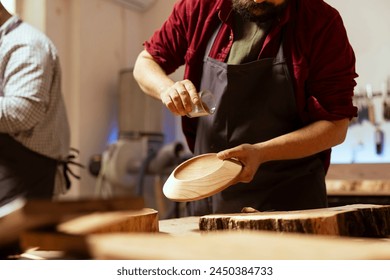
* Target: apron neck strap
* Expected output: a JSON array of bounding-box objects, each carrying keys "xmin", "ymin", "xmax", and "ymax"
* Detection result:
[{"xmin": 204, "ymin": 23, "xmax": 222, "ymax": 61}]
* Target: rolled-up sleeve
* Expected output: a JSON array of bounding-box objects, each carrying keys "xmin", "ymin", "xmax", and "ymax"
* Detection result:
[
  {"xmin": 305, "ymin": 12, "xmax": 358, "ymax": 122},
  {"xmin": 144, "ymin": 0, "xmax": 189, "ymax": 75}
]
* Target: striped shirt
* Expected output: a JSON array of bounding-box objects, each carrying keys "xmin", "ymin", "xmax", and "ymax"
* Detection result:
[{"xmin": 0, "ymin": 15, "xmax": 70, "ymax": 161}]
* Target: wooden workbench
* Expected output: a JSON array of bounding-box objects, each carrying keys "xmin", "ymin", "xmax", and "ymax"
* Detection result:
[
  {"xmin": 82, "ymin": 215, "xmax": 390, "ymax": 260},
  {"xmin": 14, "ymin": 204, "xmax": 390, "ymax": 260}
]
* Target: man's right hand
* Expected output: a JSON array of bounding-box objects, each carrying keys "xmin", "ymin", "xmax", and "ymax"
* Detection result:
[
  {"xmin": 160, "ymin": 80, "xmax": 200, "ymax": 116},
  {"xmin": 134, "ymin": 50, "xmax": 200, "ymax": 117}
]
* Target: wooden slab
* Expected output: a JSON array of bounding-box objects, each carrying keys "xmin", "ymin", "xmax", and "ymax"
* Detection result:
[
  {"xmin": 20, "ymin": 208, "xmax": 158, "ymax": 254},
  {"xmin": 159, "ymin": 216, "xmax": 201, "ymax": 236},
  {"xmin": 199, "ymin": 204, "xmax": 390, "ymax": 237},
  {"xmin": 327, "ymin": 180, "xmax": 390, "ymax": 196},
  {"xmin": 57, "ymin": 208, "xmax": 158, "ymax": 234},
  {"xmin": 0, "ymin": 196, "xmax": 144, "ymax": 248},
  {"xmin": 86, "ymin": 231, "xmax": 390, "ymax": 260}
]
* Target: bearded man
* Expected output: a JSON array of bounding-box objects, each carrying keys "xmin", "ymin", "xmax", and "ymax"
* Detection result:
[{"xmin": 133, "ymin": 0, "xmax": 358, "ymax": 215}]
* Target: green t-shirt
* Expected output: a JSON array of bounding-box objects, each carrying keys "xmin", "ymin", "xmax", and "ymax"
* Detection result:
[{"xmin": 227, "ymin": 14, "xmax": 271, "ymax": 65}]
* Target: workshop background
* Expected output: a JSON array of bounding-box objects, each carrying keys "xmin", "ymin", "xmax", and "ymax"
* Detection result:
[{"xmin": 7, "ymin": 0, "xmax": 390, "ymax": 217}]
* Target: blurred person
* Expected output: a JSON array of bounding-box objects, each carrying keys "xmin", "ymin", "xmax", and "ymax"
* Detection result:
[{"xmin": 0, "ymin": 2, "xmax": 73, "ymax": 206}]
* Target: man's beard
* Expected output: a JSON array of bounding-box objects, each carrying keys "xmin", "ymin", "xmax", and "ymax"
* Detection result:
[{"xmin": 232, "ymin": 0, "xmax": 289, "ymax": 24}]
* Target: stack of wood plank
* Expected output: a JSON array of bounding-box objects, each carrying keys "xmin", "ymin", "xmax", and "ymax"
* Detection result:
[{"xmin": 0, "ymin": 196, "xmax": 156, "ymax": 252}]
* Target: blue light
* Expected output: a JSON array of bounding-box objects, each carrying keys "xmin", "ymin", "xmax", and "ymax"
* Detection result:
[{"xmin": 107, "ymin": 121, "xmax": 119, "ymax": 145}]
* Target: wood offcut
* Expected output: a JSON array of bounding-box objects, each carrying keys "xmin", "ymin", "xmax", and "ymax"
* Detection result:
[{"xmin": 20, "ymin": 208, "xmax": 159, "ymax": 254}]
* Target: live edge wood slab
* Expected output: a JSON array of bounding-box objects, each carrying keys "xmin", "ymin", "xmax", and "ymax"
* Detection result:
[{"xmin": 199, "ymin": 204, "xmax": 390, "ymax": 238}]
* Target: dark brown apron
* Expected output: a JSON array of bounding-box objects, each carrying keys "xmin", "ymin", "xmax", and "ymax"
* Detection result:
[
  {"xmin": 0, "ymin": 134, "xmax": 57, "ymax": 206},
  {"xmin": 186, "ymin": 26, "xmax": 327, "ymax": 215}
]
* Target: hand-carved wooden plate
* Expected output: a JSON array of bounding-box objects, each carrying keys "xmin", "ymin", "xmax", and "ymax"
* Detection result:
[{"xmin": 163, "ymin": 153, "xmax": 242, "ymax": 202}]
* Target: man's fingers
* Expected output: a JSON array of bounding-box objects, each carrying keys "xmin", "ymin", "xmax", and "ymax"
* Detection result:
[
  {"xmin": 182, "ymin": 81, "xmax": 199, "ymax": 105},
  {"xmin": 217, "ymin": 149, "xmax": 237, "ymax": 160},
  {"xmin": 171, "ymin": 91, "xmax": 187, "ymax": 113},
  {"xmin": 160, "ymin": 80, "xmax": 202, "ymax": 116}
]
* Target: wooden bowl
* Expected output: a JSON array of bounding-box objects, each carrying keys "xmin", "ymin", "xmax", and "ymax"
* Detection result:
[{"xmin": 163, "ymin": 153, "xmax": 242, "ymax": 202}]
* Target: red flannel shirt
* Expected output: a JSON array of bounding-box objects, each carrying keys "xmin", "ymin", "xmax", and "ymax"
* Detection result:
[{"xmin": 144, "ymin": 0, "xmax": 358, "ymax": 171}]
